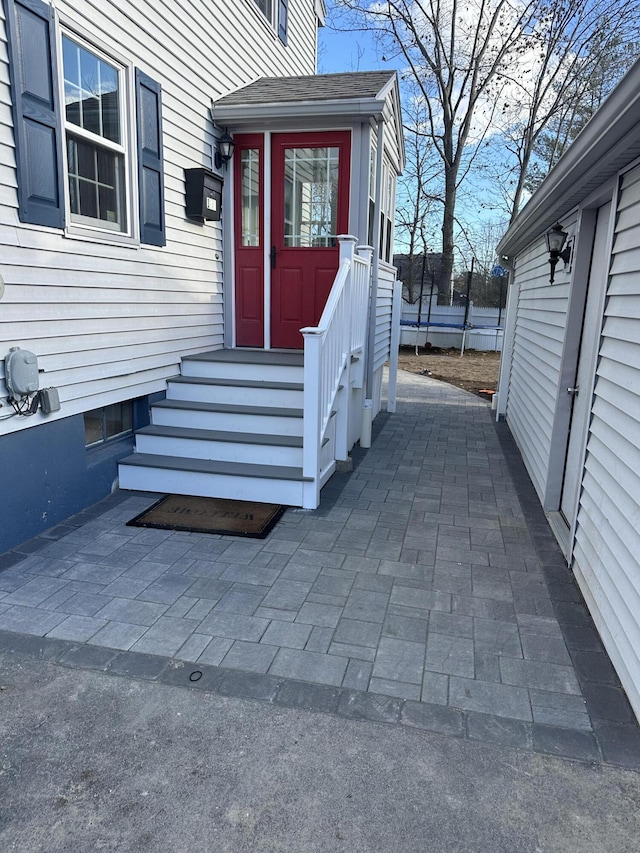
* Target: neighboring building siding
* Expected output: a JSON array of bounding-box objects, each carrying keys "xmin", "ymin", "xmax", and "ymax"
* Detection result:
[
  {"xmin": 0, "ymin": 0, "xmax": 317, "ymax": 436},
  {"xmin": 572, "ymin": 163, "xmax": 640, "ymax": 719},
  {"xmin": 505, "ymin": 235, "xmax": 572, "ymax": 502}
]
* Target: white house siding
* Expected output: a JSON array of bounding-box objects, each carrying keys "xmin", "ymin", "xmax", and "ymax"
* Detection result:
[
  {"xmin": 0, "ymin": 0, "xmax": 318, "ymax": 435},
  {"xmin": 572, "ymin": 163, "xmax": 640, "ymax": 720},
  {"xmin": 382, "ymin": 99, "xmax": 402, "ymax": 175},
  {"xmin": 505, "ymin": 231, "xmax": 573, "ymax": 502}
]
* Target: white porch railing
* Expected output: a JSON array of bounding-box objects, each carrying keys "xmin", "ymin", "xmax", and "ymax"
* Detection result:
[{"xmin": 301, "ymin": 235, "xmax": 371, "ymax": 508}]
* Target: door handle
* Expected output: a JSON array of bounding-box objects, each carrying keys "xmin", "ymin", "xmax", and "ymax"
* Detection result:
[{"xmin": 271, "ymin": 246, "xmax": 277, "ymax": 269}]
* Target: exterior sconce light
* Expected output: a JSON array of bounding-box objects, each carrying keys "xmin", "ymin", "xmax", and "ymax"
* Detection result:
[
  {"xmin": 546, "ymin": 223, "xmax": 572, "ymax": 284},
  {"xmin": 215, "ymin": 129, "xmax": 235, "ymax": 170}
]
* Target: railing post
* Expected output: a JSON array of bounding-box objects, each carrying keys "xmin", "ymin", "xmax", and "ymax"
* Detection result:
[
  {"xmin": 302, "ymin": 330, "xmax": 323, "ymax": 482},
  {"xmin": 338, "ymin": 234, "xmax": 357, "ymax": 264},
  {"xmin": 387, "ymin": 279, "xmax": 402, "ymax": 414},
  {"xmin": 335, "ymin": 236, "xmax": 357, "ymax": 462}
]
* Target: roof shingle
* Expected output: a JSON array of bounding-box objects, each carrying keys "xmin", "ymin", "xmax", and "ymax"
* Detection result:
[{"xmin": 215, "ymin": 71, "xmax": 396, "ymax": 106}]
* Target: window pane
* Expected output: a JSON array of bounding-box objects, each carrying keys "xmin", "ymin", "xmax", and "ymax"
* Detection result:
[
  {"xmin": 284, "ymin": 147, "xmax": 339, "ymax": 248},
  {"xmin": 80, "ymin": 47, "xmax": 99, "ymax": 94},
  {"xmin": 254, "ymin": 0, "xmax": 272, "ymax": 18},
  {"xmin": 78, "ymin": 178, "xmax": 98, "ymax": 219},
  {"xmin": 98, "ymin": 185, "xmax": 117, "ymax": 223},
  {"xmin": 76, "ymin": 139, "xmax": 96, "ymax": 180},
  {"xmin": 369, "ymin": 143, "xmax": 376, "ymax": 199},
  {"xmin": 84, "ymin": 409, "xmax": 103, "ymax": 445},
  {"xmin": 368, "ymin": 198, "xmax": 375, "ymax": 247},
  {"xmin": 82, "ymin": 95, "xmax": 101, "ymax": 136},
  {"xmin": 62, "ymin": 38, "xmax": 79, "ymax": 87},
  {"xmin": 101, "ymin": 86, "xmax": 120, "ymax": 143},
  {"xmin": 241, "ymin": 148, "xmax": 260, "ymax": 247},
  {"xmin": 68, "ymin": 175, "xmax": 79, "ymax": 212},
  {"xmin": 65, "ymin": 82, "xmax": 82, "ymax": 126},
  {"xmin": 104, "ymin": 402, "xmax": 132, "ymax": 439},
  {"xmin": 84, "ymin": 403, "xmax": 133, "ymax": 446},
  {"xmin": 122, "ymin": 402, "xmax": 133, "ymax": 432},
  {"xmin": 97, "ymin": 147, "xmax": 115, "ymax": 185},
  {"xmin": 386, "ymin": 171, "xmax": 394, "ymax": 217},
  {"xmin": 62, "ymin": 36, "xmax": 120, "ymax": 144},
  {"xmin": 67, "ymin": 135, "xmax": 126, "ymax": 230},
  {"xmin": 104, "ymin": 404, "xmax": 122, "ymax": 439}
]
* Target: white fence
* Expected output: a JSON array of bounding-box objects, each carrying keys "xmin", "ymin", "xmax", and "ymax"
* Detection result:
[{"xmin": 401, "ymin": 301, "xmax": 504, "ymax": 351}]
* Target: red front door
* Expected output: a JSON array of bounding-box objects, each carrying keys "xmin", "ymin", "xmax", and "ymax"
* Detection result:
[
  {"xmin": 234, "ymin": 131, "xmax": 351, "ymax": 349},
  {"xmin": 270, "ymin": 132, "xmax": 351, "ymax": 349}
]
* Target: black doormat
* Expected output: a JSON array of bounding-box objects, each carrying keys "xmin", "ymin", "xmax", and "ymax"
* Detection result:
[{"xmin": 127, "ymin": 495, "xmax": 286, "ymax": 538}]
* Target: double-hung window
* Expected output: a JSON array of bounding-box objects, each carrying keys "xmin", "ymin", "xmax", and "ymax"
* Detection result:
[
  {"xmin": 251, "ymin": 0, "xmax": 288, "ymax": 43},
  {"xmin": 62, "ymin": 36, "xmax": 127, "ymax": 233},
  {"xmin": 5, "ymin": 0, "xmax": 165, "ymax": 246}
]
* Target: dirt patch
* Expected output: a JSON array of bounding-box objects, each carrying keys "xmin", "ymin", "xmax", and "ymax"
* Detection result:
[{"xmin": 397, "ymin": 346, "xmax": 500, "ymax": 398}]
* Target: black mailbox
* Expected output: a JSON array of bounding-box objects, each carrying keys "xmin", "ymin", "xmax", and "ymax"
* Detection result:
[{"xmin": 185, "ymin": 168, "xmax": 223, "ymax": 222}]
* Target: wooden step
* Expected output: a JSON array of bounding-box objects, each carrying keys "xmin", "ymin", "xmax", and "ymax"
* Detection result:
[
  {"xmin": 166, "ymin": 375, "xmax": 303, "ymax": 407},
  {"xmin": 151, "ymin": 399, "xmax": 304, "ymax": 436},
  {"xmin": 118, "ymin": 453, "xmax": 313, "ymax": 506},
  {"xmin": 134, "ymin": 424, "xmax": 303, "ymax": 465},
  {"xmin": 181, "ymin": 349, "xmax": 304, "ymax": 382}
]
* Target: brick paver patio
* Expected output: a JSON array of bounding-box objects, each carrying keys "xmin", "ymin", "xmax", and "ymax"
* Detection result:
[{"xmin": 1, "ymin": 370, "xmax": 639, "ymax": 768}]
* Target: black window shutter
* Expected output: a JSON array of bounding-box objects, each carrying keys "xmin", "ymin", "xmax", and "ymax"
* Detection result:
[
  {"xmin": 4, "ymin": 0, "xmax": 64, "ymax": 228},
  {"xmin": 278, "ymin": 0, "xmax": 288, "ymax": 44},
  {"xmin": 135, "ymin": 69, "xmax": 166, "ymax": 246}
]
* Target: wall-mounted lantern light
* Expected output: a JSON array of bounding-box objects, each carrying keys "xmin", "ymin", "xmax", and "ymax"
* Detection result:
[
  {"xmin": 546, "ymin": 223, "xmax": 572, "ymax": 284},
  {"xmin": 215, "ymin": 129, "xmax": 235, "ymax": 170}
]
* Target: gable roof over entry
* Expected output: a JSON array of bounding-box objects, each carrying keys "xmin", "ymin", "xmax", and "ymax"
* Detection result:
[
  {"xmin": 213, "ymin": 70, "xmax": 405, "ymax": 171},
  {"xmin": 216, "ymin": 71, "xmax": 396, "ymax": 105}
]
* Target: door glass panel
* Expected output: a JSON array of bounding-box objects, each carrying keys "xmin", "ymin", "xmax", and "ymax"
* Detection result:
[
  {"xmin": 241, "ymin": 148, "xmax": 260, "ymax": 247},
  {"xmin": 284, "ymin": 147, "xmax": 339, "ymax": 247}
]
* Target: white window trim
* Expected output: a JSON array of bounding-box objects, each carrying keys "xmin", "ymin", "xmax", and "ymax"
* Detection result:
[{"xmin": 55, "ymin": 20, "xmax": 140, "ymax": 246}]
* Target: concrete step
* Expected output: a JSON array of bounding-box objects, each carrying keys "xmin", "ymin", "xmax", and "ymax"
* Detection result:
[
  {"xmin": 134, "ymin": 424, "xmax": 303, "ymax": 466},
  {"xmin": 151, "ymin": 399, "xmax": 303, "ymax": 436},
  {"xmin": 166, "ymin": 375, "xmax": 304, "ymax": 407}
]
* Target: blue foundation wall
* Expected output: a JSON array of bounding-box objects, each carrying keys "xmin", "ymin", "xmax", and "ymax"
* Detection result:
[{"xmin": 1, "ymin": 398, "xmax": 150, "ymax": 554}]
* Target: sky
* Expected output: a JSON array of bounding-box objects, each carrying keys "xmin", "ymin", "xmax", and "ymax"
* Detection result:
[
  {"xmin": 318, "ymin": 11, "xmax": 390, "ymax": 75},
  {"xmin": 316, "ymin": 4, "xmax": 519, "ymax": 261}
]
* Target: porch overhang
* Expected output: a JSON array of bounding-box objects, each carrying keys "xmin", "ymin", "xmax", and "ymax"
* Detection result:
[
  {"xmin": 213, "ymin": 95, "xmax": 388, "ymax": 127},
  {"xmin": 212, "ymin": 71, "xmax": 405, "ymax": 171}
]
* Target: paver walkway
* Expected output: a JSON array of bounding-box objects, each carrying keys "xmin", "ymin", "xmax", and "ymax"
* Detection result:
[{"xmin": 1, "ymin": 371, "xmax": 639, "ymax": 768}]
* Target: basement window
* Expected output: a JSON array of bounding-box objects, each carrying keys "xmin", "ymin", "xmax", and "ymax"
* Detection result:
[{"xmin": 84, "ymin": 402, "xmax": 133, "ymax": 446}]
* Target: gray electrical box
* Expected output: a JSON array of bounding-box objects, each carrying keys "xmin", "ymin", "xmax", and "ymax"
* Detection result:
[
  {"xmin": 4, "ymin": 347, "xmax": 39, "ymax": 400},
  {"xmin": 40, "ymin": 387, "xmax": 61, "ymax": 414}
]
